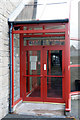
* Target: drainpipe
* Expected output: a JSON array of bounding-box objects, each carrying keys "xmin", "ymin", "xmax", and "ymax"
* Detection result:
[{"xmin": 9, "ymin": 23, "xmax": 13, "ymax": 113}]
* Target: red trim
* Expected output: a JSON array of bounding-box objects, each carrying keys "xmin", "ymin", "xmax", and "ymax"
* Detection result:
[
  {"xmin": 24, "ymin": 75, "xmax": 64, "ymax": 77},
  {"xmin": 48, "ymin": 51, "xmax": 51, "ymax": 89},
  {"xmin": 22, "ymin": 24, "xmax": 66, "ymax": 104},
  {"xmin": 26, "ymin": 37, "xmax": 30, "ymax": 92},
  {"xmin": 62, "ymin": 50, "xmax": 65, "ymax": 101},
  {"xmin": 20, "ymin": 28, "xmax": 22, "ymax": 101},
  {"xmin": 70, "ymin": 65, "xmax": 80, "ymax": 67},
  {"xmin": 65, "ymin": 23, "xmax": 71, "ymax": 111},
  {"xmin": 68, "ymin": 1, "xmax": 71, "ymax": 111},
  {"xmin": 23, "ymin": 34, "xmax": 65, "ymax": 38},
  {"xmin": 13, "ymin": 29, "xmax": 65, "ymax": 34},
  {"xmin": 24, "ymin": 75, "xmax": 43, "ymax": 77},
  {"xmin": 20, "ymin": 27, "xmax": 24, "ymax": 100},
  {"xmin": 47, "ymin": 75, "xmax": 64, "ymax": 77},
  {"xmin": 23, "ymin": 45, "xmax": 64, "ymax": 51},
  {"xmin": 12, "ymin": 98, "xmax": 22, "ymax": 108},
  {"xmin": 26, "ymin": 89, "xmax": 34, "ymax": 96},
  {"xmin": 65, "ymin": 91, "xmax": 80, "ymax": 111},
  {"xmin": 27, "ymin": 44, "xmax": 30, "ymax": 92},
  {"xmin": 12, "ymin": 28, "xmax": 14, "ymax": 106},
  {"xmin": 70, "ymin": 91, "xmax": 80, "ymax": 95},
  {"xmin": 44, "ymin": 99, "xmax": 65, "ymax": 103},
  {"xmin": 70, "ymin": 38, "xmax": 80, "ymax": 41},
  {"xmin": 12, "ymin": 22, "xmax": 71, "ymax": 111},
  {"xmin": 24, "ymin": 98, "xmax": 64, "ymax": 103},
  {"xmin": 65, "ymin": 94, "xmax": 71, "ymax": 111}
]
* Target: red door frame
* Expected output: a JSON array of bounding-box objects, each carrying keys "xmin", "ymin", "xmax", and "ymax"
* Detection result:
[
  {"xmin": 12, "ymin": 22, "xmax": 71, "ymax": 111},
  {"xmin": 65, "ymin": 23, "xmax": 71, "ymax": 111},
  {"xmin": 43, "ymin": 46, "xmax": 65, "ymax": 103},
  {"xmin": 23, "ymin": 46, "xmax": 43, "ymax": 102},
  {"xmin": 22, "ymin": 45, "xmax": 65, "ymax": 103}
]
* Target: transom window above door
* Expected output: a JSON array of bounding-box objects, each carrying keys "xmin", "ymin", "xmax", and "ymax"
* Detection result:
[{"xmin": 24, "ymin": 37, "xmax": 65, "ymax": 46}]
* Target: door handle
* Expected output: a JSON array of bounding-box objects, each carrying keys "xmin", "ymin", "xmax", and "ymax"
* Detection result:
[
  {"xmin": 44, "ymin": 64, "xmax": 46, "ymax": 70},
  {"xmin": 41, "ymin": 75, "xmax": 47, "ymax": 77},
  {"xmin": 41, "ymin": 75, "xmax": 43, "ymax": 77},
  {"xmin": 44, "ymin": 75, "xmax": 47, "ymax": 77}
]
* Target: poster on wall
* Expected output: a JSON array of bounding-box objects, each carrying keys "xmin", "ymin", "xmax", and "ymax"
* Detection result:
[
  {"xmin": 30, "ymin": 56, "xmax": 37, "ymax": 62},
  {"xmin": 31, "ymin": 62, "xmax": 36, "ymax": 70},
  {"xmin": 30, "ymin": 56, "xmax": 37, "ymax": 70}
]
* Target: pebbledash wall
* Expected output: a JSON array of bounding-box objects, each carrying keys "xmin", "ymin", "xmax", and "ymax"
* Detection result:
[{"xmin": 0, "ymin": 0, "xmax": 22, "ymax": 119}]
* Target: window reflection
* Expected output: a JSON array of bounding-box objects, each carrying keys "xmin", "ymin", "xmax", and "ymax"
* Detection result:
[
  {"xmin": 47, "ymin": 50, "xmax": 62, "ymax": 75},
  {"xmin": 47, "ymin": 77, "xmax": 62, "ymax": 98},
  {"xmin": 70, "ymin": 40, "xmax": 80, "ymax": 64},
  {"xmin": 26, "ymin": 77, "xmax": 41, "ymax": 97},
  {"xmin": 71, "ymin": 67, "xmax": 80, "ymax": 91},
  {"xmin": 24, "ymin": 37, "xmax": 65, "ymax": 46},
  {"xmin": 14, "ymin": 34, "xmax": 20, "ymax": 102}
]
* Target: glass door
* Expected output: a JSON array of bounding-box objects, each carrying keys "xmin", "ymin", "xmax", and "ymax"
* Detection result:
[
  {"xmin": 43, "ymin": 46, "xmax": 65, "ymax": 103},
  {"xmin": 23, "ymin": 46, "xmax": 64, "ymax": 103},
  {"xmin": 24, "ymin": 47, "xmax": 43, "ymax": 101}
]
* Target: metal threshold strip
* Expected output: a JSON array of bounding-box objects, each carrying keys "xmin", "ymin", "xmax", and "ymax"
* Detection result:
[{"xmin": 23, "ymin": 101, "xmax": 65, "ymax": 105}]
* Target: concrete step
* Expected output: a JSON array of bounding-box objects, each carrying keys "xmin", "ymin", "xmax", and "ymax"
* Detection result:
[
  {"xmin": 3, "ymin": 114, "xmax": 75, "ymax": 120},
  {"xmin": 14, "ymin": 102, "xmax": 66, "ymax": 118}
]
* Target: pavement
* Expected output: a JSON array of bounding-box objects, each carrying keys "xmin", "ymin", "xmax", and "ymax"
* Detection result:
[{"xmin": 71, "ymin": 99, "xmax": 80, "ymax": 119}]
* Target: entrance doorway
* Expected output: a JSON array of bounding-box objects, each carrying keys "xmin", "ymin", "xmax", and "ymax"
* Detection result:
[
  {"xmin": 11, "ymin": 20, "xmax": 70, "ymax": 110},
  {"xmin": 23, "ymin": 45, "xmax": 64, "ymax": 103}
]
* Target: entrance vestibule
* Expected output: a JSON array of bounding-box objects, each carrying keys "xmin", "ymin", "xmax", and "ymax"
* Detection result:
[{"xmin": 11, "ymin": 21, "xmax": 70, "ymax": 111}]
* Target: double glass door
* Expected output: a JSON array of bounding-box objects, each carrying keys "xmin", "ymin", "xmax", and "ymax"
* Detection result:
[{"xmin": 23, "ymin": 46, "xmax": 64, "ymax": 103}]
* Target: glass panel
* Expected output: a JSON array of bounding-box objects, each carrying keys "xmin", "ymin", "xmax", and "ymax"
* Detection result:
[
  {"xmin": 26, "ymin": 51, "xmax": 41, "ymax": 75},
  {"xmin": 47, "ymin": 50, "xmax": 62, "ymax": 75},
  {"xmin": 23, "ymin": 26, "xmax": 27, "ymax": 30},
  {"xmin": 23, "ymin": 26, "xmax": 27, "ymax": 35},
  {"xmin": 47, "ymin": 77, "xmax": 62, "ymax": 98},
  {"xmin": 20, "ymin": 24, "xmax": 65, "ymax": 31},
  {"xmin": 28, "ymin": 26, "xmax": 43, "ymax": 30},
  {"xmin": 14, "ymin": 34, "xmax": 20, "ymax": 102},
  {"xmin": 70, "ymin": 40, "xmax": 80, "ymax": 64},
  {"xmin": 71, "ymin": 67, "xmax": 80, "ymax": 91},
  {"xmin": 33, "ymin": 27, "xmax": 43, "ymax": 30},
  {"xmin": 24, "ymin": 38, "xmax": 65, "ymax": 46},
  {"xmin": 26, "ymin": 77, "xmax": 41, "ymax": 97},
  {"xmin": 45, "ymin": 33, "xmax": 65, "ymax": 35},
  {"xmin": 45, "ymin": 25, "xmax": 65, "ymax": 30},
  {"xmin": 36, "ymin": 2, "xmax": 68, "ymax": 20}
]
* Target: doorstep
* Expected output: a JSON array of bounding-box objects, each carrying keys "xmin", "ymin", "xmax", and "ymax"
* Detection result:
[{"xmin": 14, "ymin": 102, "xmax": 66, "ymax": 118}]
